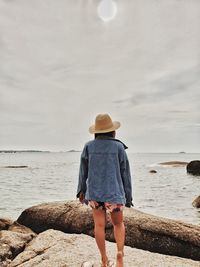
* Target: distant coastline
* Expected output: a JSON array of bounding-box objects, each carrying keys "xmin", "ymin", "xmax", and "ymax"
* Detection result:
[
  {"xmin": 0, "ymin": 149, "xmax": 82, "ymax": 153},
  {"xmin": 0, "ymin": 150, "xmax": 50, "ymax": 153}
]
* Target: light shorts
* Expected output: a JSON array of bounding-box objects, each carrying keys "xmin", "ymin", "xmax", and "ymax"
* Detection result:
[{"xmin": 88, "ymin": 200, "xmax": 124, "ymax": 213}]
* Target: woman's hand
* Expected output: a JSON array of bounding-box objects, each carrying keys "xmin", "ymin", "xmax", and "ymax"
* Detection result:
[{"xmin": 125, "ymin": 201, "xmax": 134, "ymax": 208}]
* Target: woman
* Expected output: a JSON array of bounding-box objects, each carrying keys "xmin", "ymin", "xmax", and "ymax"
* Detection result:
[{"xmin": 77, "ymin": 113, "xmax": 133, "ymax": 267}]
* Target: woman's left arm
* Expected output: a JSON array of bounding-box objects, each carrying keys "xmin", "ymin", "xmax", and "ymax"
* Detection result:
[
  {"xmin": 76, "ymin": 144, "xmax": 88, "ymax": 200},
  {"xmin": 120, "ymin": 149, "xmax": 134, "ymax": 207}
]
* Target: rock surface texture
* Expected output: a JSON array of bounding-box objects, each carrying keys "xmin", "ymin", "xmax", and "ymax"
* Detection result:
[
  {"xmin": 0, "ymin": 219, "xmax": 14, "ymax": 231},
  {"xmin": 16, "ymin": 200, "xmax": 200, "ymax": 261},
  {"xmin": 187, "ymin": 160, "xmax": 200, "ymax": 176},
  {"xmin": 0, "ymin": 219, "xmax": 36, "ymax": 266},
  {"xmin": 6, "ymin": 229, "xmax": 200, "ymax": 267}
]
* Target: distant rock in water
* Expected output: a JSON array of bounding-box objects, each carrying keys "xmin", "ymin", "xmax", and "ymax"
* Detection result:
[
  {"xmin": 4, "ymin": 166, "xmax": 28, "ymax": 168},
  {"xmin": 192, "ymin": 196, "xmax": 200, "ymax": 208},
  {"xmin": 149, "ymin": 170, "xmax": 157, "ymax": 173},
  {"xmin": 187, "ymin": 160, "xmax": 200, "ymax": 176},
  {"xmin": 159, "ymin": 161, "xmax": 188, "ymax": 167}
]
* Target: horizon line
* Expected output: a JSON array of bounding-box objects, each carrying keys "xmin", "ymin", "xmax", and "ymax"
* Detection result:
[{"xmin": 0, "ymin": 149, "xmax": 199, "ymax": 154}]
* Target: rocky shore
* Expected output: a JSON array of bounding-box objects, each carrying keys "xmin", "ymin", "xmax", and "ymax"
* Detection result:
[
  {"xmin": 1, "ymin": 228, "xmax": 200, "ymax": 267},
  {"xmin": 17, "ymin": 200, "xmax": 200, "ymax": 261},
  {"xmin": 1, "ymin": 201, "xmax": 200, "ymax": 266}
]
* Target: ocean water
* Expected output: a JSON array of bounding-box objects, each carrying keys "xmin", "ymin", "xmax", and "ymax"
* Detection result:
[{"xmin": 0, "ymin": 152, "xmax": 199, "ymax": 225}]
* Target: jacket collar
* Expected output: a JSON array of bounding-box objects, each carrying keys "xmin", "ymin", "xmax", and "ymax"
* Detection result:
[{"xmin": 95, "ymin": 136, "xmax": 128, "ymax": 149}]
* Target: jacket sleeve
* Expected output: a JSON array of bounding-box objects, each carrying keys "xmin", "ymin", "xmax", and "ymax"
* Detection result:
[
  {"xmin": 76, "ymin": 144, "xmax": 88, "ymax": 198},
  {"xmin": 119, "ymin": 148, "xmax": 133, "ymax": 207}
]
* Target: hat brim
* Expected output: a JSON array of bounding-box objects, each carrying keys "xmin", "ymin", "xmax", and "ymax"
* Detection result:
[{"xmin": 89, "ymin": 121, "xmax": 121, "ymax": 134}]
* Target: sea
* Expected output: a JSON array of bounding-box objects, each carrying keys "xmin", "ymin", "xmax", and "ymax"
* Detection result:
[{"xmin": 0, "ymin": 151, "xmax": 199, "ymax": 225}]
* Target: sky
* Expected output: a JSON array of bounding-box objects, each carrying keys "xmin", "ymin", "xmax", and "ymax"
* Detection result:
[{"xmin": 0, "ymin": 0, "xmax": 200, "ymax": 152}]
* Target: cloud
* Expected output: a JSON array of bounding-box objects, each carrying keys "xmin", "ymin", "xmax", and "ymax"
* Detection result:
[{"xmin": 114, "ymin": 65, "xmax": 200, "ymax": 107}]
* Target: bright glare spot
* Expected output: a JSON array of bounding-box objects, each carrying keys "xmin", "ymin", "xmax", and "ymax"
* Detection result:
[{"xmin": 97, "ymin": 0, "xmax": 118, "ymax": 22}]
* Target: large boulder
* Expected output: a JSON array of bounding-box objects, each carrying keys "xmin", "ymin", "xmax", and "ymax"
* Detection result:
[
  {"xmin": 7, "ymin": 229, "xmax": 200, "ymax": 267},
  {"xmin": 17, "ymin": 200, "xmax": 200, "ymax": 261},
  {"xmin": 187, "ymin": 160, "xmax": 200, "ymax": 175}
]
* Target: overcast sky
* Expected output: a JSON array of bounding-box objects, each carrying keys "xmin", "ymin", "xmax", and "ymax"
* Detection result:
[{"xmin": 0, "ymin": 0, "xmax": 200, "ymax": 152}]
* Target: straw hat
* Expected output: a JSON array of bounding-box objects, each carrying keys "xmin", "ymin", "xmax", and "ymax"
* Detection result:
[{"xmin": 89, "ymin": 113, "xmax": 121, "ymax": 134}]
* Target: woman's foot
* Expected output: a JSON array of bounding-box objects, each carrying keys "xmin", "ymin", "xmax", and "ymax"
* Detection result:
[{"xmin": 116, "ymin": 251, "xmax": 124, "ymax": 267}]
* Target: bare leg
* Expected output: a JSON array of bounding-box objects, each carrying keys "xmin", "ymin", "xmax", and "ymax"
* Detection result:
[
  {"xmin": 92, "ymin": 208, "xmax": 108, "ymax": 266},
  {"xmin": 110, "ymin": 211, "xmax": 125, "ymax": 267}
]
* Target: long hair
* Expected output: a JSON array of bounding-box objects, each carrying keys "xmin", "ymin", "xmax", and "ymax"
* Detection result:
[{"xmin": 95, "ymin": 131, "xmax": 115, "ymax": 139}]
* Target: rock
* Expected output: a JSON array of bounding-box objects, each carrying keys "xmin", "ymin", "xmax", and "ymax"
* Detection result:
[
  {"xmin": 187, "ymin": 160, "xmax": 200, "ymax": 176},
  {"xmin": 192, "ymin": 196, "xmax": 200, "ymax": 208},
  {"xmin": 0, "ymin": 218, "xmax": 36, "ymax": 234},
  {"xmin": 0, "ymin": 218, "xmax": 14, "ymax": 230},
  {"xmin": 17, "ymin": 200, "xmax": 200, "ymax": 261},
  {"xmin": 7, "ymin": 229, "xmax": 200, "ymax": 267},
  {"xmin": 159, "ymin": 161, "xmax": 188, "ymax": 167},
  {"xmin": 0, "ymin": 221, "xmax": 36, "ymax": 266},
  {"xmin": 8, "ymin": 221, "xmax": 36, "ymax": 235},
  {"xmin": 149, "ymin": 170, "xmax": 157, "ymax": 173}
]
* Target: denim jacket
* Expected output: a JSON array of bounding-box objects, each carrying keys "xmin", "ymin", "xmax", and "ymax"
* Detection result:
[{"xmin": 76, "ymin": 136, "xmax": 133, "ymax": 206}]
